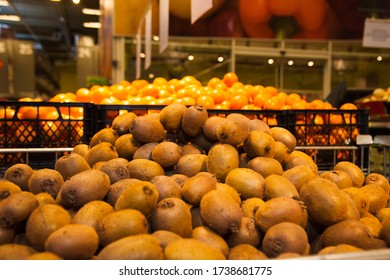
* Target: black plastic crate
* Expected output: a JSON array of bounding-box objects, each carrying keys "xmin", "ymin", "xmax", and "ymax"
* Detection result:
[{"xmin": 286, "ymin": 109, "xmax": 369, "ymax": 146}]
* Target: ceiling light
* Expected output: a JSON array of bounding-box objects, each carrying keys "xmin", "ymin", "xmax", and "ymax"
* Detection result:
[
  {"xmin": 217, "ymin": 56, "xmax": 224, "ymax": 62},
  {"xmin": 72, "ymin": 0, "xmax": 80, "ymax": 4},
  {"xmin": 0, "ymin": 15, "xmax": 21, "ymax": 22},
  {"xmin": 50, "ymin": 0, "xmax": 61, "ymax": 2},
  {"xmin": 268, "ymin": 58, "xmax": 274, "ymax": 65},
  {"xmin": 0, "ymin": 0, "xmax": 9, "ymax": 6},
  {"xmin": 153, "ymin": 36, "xmax": 159, "ymax": 41},
  {"xmin": 287, "ymin": 60, "xmax": 294, "ymax": 66},
  {"xmin": 82, "ymin": 8, "xmax": 101, "ymax": 16},
  {"xmin": 83, "ymin": 22, "xmax": 101, "ymax": 28},
  {"xmin": 139, "ymin": 53, "xmax": 145, "ymax": 58},
  {"xmin": 188, "ymin": 54, "xmax": 194, "ymax": 61},
  {"xmin": 308, "ymin": 61, "xmax": 314, "ymax": 67},
  {"xmin": 377, "ymin": 56, "xmax": 383, "ymax": 62}
]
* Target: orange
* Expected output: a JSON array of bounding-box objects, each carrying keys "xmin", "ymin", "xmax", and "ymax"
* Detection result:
[
  {"xmin": 223, "ymin": 72, "xmax": 239, "ymax": 88},
  {"xmin": 264, "ymin": 86, "xmax": 278, "ymax": 96},
  {"xmin": 197, "ymin": 95, "xmax": 215, "ymax": 109},
  {"xmin": 75, "ymin": 87, "xmax": 94, "ymax": 102},
  {"xmin": 230, "ymin": 94, "xmax": 248, "ymax": 109},
  {"xmin": 253, "ymin": 92, "xmax": 269, "ymax": 108},
  {"xmin": 263, "ymin": 96, "xmax": 283, "ymax": 110},
  {"xmin": 110, "ymin": 84, "xmax": 128, "ymax": 100},
  {"xmin": 0, "ymin": 108, "xmax": 15, "ymax": 119},
  {"xmin": 207, "ymin": 77, "xmax": 222, "ymax": 88},
  {"xmin": 91, "ymin": 86, "xmax": 112, "ymax": 104},
  {"xmin": 309, "ymin": 99, "xmax": 326, "ymax": 110},
  {"xmin": 140, "ymin": 84, "xmax": 160, "ymax": 98},
  {"xmin": 152, "ymin": 77, "xmax": 168, "ymax": 86},
  {"xmin": 285, "ymin": 93, "xmax": 301, "ymax": 105},
  {"xmin": 132, "ymin": 79, "xmax": 149, "ymax": 90},
  {"xmin": 291, "ymin": 99, "xmax": 308, "ymax": 110},
  {"xmin": 210, "ymin": 88, "xmax": 227, "ymax": 104},
  {"xmin": 340, "ymin": 103, "xmax": 358, "ymax": 110}
]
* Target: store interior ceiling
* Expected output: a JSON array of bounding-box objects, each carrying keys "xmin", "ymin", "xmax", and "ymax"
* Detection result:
[{"xmin": 0, "ymin": 0, "xmax": 100, "ymax": 62}]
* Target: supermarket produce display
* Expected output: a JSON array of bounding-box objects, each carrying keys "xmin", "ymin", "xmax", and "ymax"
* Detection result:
[{"xmin": 0, "ymin": 100, "xmax": 390, "ymax": 260}]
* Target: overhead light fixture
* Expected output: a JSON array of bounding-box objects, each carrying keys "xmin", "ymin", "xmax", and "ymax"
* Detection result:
[
  {"xmin": 72, "ymin": 0, "xmax": 80, "ymax": 4},
  {"xmin": 50, "ymin": 0, "xmax": 61, "ymax": 2},
  {"xmin": 153, "ymin": 36, "xmax": 159, "ymax": 41},
  {"xmin": 377, "ymin": 56, "xmax": 383, "ymax": 62},
  {"xmin": 188, "ymin": 54, "xmax": 194, "ymax": 61},
  {"xmin": 82, "ymin": 8, "xmax": 101, "ymax": 16},
  {"xmin": 83, "ymin": 22, "xmax": 101, "ymax": 28},
  {"xmin": 0, "ymin": 15, "xmax": 21, "ymax": 22},
  {"xmin": 287, "ymin": 60, "xmax": 294, "ymax": 66},
  {"xmin": 139, "ymin": 53, "xmax": 145, "ymax": 58},
  {"xmin": 217, "ymin": 56, "xmax": 224, "ymax": 63},
  {"xmin": 268, "ymin": 58, "xmax": 274, "ymax": 65},
  {"xmin": 0, "ymin": 0, "xmax": 9, "ymax": 6},
  {"xmin": 308, "ymin": 61, "xmax": 314, "ymax": 67}
]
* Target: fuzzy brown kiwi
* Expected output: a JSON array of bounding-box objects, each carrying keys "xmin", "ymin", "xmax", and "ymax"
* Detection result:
[
  {"xmin": 0, "ymin": 179, "xmax": 22, "ymax": 201},
  {"xmin": 71, "ymin": 143, "xmax": 89, "ymax": 157},
  {"xmin": 320, "ymin": 170, "xmax": 353, "ymax": 190},
  {"xmin": 207, "ymin": 143, "xmax": 239, "ymax": 182},
  {"xmin": 334, "ymin": 161, "xmax": 365, "ymax": 188},
  {"xmin": 55, "ymin": 152, "xmax": 91, "ymax": 181},
  {"xmin": 228, "ymin": 244, "xmax": 268, "ymax": 260},
  {"xmin": 181, "ymin": 104, "xmax": 208, "ymax": 137},
  {"xmin": 126, "ymin": 158, "xmax": 165, "ymax": 181},
  {"xmin": 164, "ymin": 238, "xmax": 225, "ymax": 260},
  {"xmin": 0, "ymin": 228, "xmax": 15, "ymax": 245},
  {"xmin": 365, "ymin": 173, "xmax": 390, "ymax": 194},
  {"xmin": 171, "ymin": 174, "xmax": 189, "ymax": 188},
  {"xmin": 202, "ymin": 115, "xmax": 225, "ymax": 141},
  {"xmin": 200, "ymin": 189, "xmax": 242, "ymax": 235},
  {"xmin": 25, "ymin": 204, "xmax": 72, "ymax": 251},
  {"xmin": 114, "ymin": 180, "xmax": 159, "ymax": 218},
  {"xmin": 249, "ymin": 118, "xmax": 271, "ymax": 133},
  {"xmin": 130, "ymin": 114, "xmax": 166, "ymax": 143},
  {"xmin": 44, "ymin": 224, "xmax": 99, "ymax": 260},
  {"xmin": 380, "ymin": 217, "xmax": 390, "ymax": 246},
  {"xmin": 28, "ymin": 168, "xmax": 64, "ymax": 198},
  {"xmin": 375, "ymin": 208, "xmax": 390, "ymax": 223},
  {"xmin": 114, "ymin": 133, "xmax": 142, "ymax": 160},
  {"xmin": 27, "ymin": 252, "xmax": 62, "ymax": 260},
  {"xmin": 97, "ymin": 209, "xmax": 148, "ymax": 247},
  {"xmin": 216, "ymin": 182, "xmax": 241, "ymax": 205},
  {"xmin": 72, "ymin": 200, "xmax": 114, "ymax": 231},
  {"xmin": 264, "ymin": 174, "xmax": 299, "ymax": 200},
  {"xmin": 96, "ymin": 157, "xmax": 130, "ymax": 184},
  {"xmin": 175, "ymin": 154, "xmax": 208, "ymax": 177},
  {"xmin": 359, "ymin": 215, "xmax": 382, "ymax": 238},
  {"xmin": 273, "ymin": 141, "xmax": 291, "ymax": 166},
  {"xmin": 151, "ymin": 230, "xmax": 182, "ymax": 249},
  {"xmin": 151, "ymin": 141, "xmax": 182, "ymax": 168},
  {"xmin": 227, "ymin": 216, "xmax": 261, "ymax": 248},
  {"xmin": 89, "ymin": 127, "xmax": 119, "ymax": 148},
  {"xmin": 247, "ymin": 156, "xmax": 283, "ymax": 178},
  {"xmin": 0, "ymin": 243, "xmax": 37, "ymax": 260},
  {"xmin": 57, "ymin": 169, "xmax": 110, "ymax": 209},
  {"xmin": 159, "ymin": 103, "xmax": 187, "ymax": 132},
  {"xmin": 97, "ymin": 233, "xmax": 163, "ymax": 260},
  {"xmin": 262, "ymin": 222, "xmax": 309, "ymax": 258},
  {"xmin": 216, "ymin": 113, "xmax": 251, "ymax": 147},
  {"xmin": 225, "ymin": 167, "xmax": 265, "ymax": 200},
  {"xmin": 105, "ymin": 178, "xmax": 142, "ymax": 207},
  {"xmin": 84, "ymin": 142, "xmax": 119, "ymax": 168},
  {"xmin": 282, "ymin": 165, "xmax": 316, "ymax": 192},
  {"xmin": 243, "ymin": 130, "xmax": 276, "ymax": 159},
  {"xmin": 4, "ymin": 163, "xmax": 34, "ymax": 191},
  {"xmin": 111, "ymin": 111, "xmax": 137, "ymax": 135},
  {"xmin": 133, "ymin": 142, "xmax": 158, "ymax": 160},
  {"xmin": 150, "ymin": 197, "xmax": 192, "ymax": 237},
  {"xmin": 151, "ymin": 175, "xmax": 182, "ymax": 201},
  {"xmin": 0, "ymin": 191, "xmax": 39, "ymax": 230},
  {"xmin": 284, "ymin": 150, "xmax": 318, "ymax": 175},
  {"xmin": 181, "ymin": 172, "xmax": 217, "ymax": 206},
  {"xmin": 360, "ymin": 184, "xmax": 388, "ymax": 214},
  {"xmin": 241, "ymin": 197, "xmax": 266, "ymax": 220},
  {"xmin": 180, "ymin": 143, "xmax": 203, "ymax": 155},
  {"xmin": 35, "ymin": 192, "xmax": 56, "ymax": 205},
  {"xmin": 317, "ymin": 244, "xmax": 363, "ymax": 255},
  {"xmin": 192, "ymin": 226, "xmax": 229, "ymax": 257},
  {"xmin": 341, "ymin": 187, "xmax": 370, "ymax": 218},
  {"xmin": 270, "ymin": 126, "xmax": 297, "ymax": 152}
]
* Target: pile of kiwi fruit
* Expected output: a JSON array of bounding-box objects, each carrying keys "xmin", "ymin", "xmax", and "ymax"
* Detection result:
[{"xmin": 1, "ymin": 103, "xmax": 390, "ymax": 260}]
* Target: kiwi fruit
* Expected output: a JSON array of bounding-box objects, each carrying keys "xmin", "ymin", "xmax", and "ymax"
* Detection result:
[
  {"xmin": 114, "ymin": 134, "xmax": 142, "ymax": 160},
  {"xmin": 71, "ymin": 143, "xmax": 90, "ymax": 157},
  {"xmin": 175, "ymin": 154, "xmax": 208, "ymax": 177},
  {"xmin": 380, "ymin": 217, "xmax": 390, "ymax": 246},
  {"xmin": 247, "ymin": 156, "xmax": 284, "ymax": 178},
  {"xmin": 181, "ymin": 104, "xmax": 208, "ymax": 137},
  {"xmin": 96, "ymin": 158, "xmax": 130, "ymax": 184},
  {"xmin": 202, "ymin": 115, "xmax": 225, "ymax": 141},
  {"xmin": 255, "ymin": 196, "xmax": 307, "ymax": 232},
  {"xmin": 285, "ymin": 150, "xmax": 318, "ymax": 175},
  {"xmin": 216, "ymin": 113, "xmax": 251, "ymax": 147},
  {"xmin": 360, "ymin": 184, "xmax": 388, "ymax": 214},
  {"xmin": 0, "ymin": 227, "xmax": 15, "ymax": 245},
  {"xmin": 4, "ymin": 163, "xmax": 34, "ymax": 191},
  {"xmin": 273, "ymin": 141, "xmax": 291, "ymax": 166},
  {"xmin": 27, "ymin": 168, "xmax": 64, "ymax": 198},
  {"xmin": 97, "ymin": 209, "xmax": 148, "ymax": 247},
  {"xmin": 225, "ymin": 167, "xmax": 265, "ymax": 199},
  {"xmin": 35, "ymin": 192, "xmax": 56, "ymax": 205},
  {"xmin": 262, "ymin": 222, "xmax": 309, "ymax": 258},
  {"xmin": 164, "ymin": 238, "xmax": 225, "ymax": 260},
  {"xmin": 375, "ymin": 207, "xmax": 390, "ymax": 223},
  {"xmin": 227, "ymin": 216, "xmax": 261, "ymax": 248},
  {"xmin": 0, "ymin": 179, "xmax": 22, "ymax": 201},
  {"xmin": 151, "ymin": 175, "xmax": 182, "ymax": 202},
  {"xmin": 132, "ymin": 142, "xmax": 158, "ymax": 160},
  {"xmin": 342, "ymin": 187, "xmax": 370, "ymax": 218},
  {"xmin": 180, "ymin": 143, "xmax": 203, "ymax": 155},
  {"xmin": 150, "ymin": 197, "xmax": 192, "ymax": 237},
  {"xmin": 97, "ymin": 233, "xmax": 163, "ymax": 260},
  {"xmin": 55, "ymin": 152, "xmax": 91, "ymax": 181},
  {"xmin": 300, "ymin": 177, "xmax": 350, "ymax": 227},
  {"xmin": 228, "ymin": 244, "xmax": 268, "ymax": 260},
  {"xmin": 45, "ymin": 224, "xmax": 99, "ymax": 260},
  {"xmin": 126, "ymin": 158, "xmax": 165, "ymax": 181},
  {"xmin": 115, "ymin": 180, "xmax": 158, "ymax": 218},
  {"xmin": 192, "ymin": 226, "xmax": 229, "ymax": 257},
  {"xmin": 0, "ymin": 243, "xmax": 37, "ymax": 260},
  {"xmin": 72, "ymin": 200, "xmax": 114, "ymax": 231},
  {"xmin": 241, "ymin": 197, "xmax": 266, "ymax": 220},
  {"xmin": 320, "ymin": 170, "xmax": 353, "ymax": 190},
  {"xmin": 275, "ymin": 252, "xmax": 302, "ymax": 259},
  {"xmin": 89, "ymin": 127, "xmax": 119, "ymax": 148},
  {"xmin": 130, "ymin": 114, "xmax": 165, "ymax": 143},
  {"xmin": 249, "ymin": 118, "xmax": 271, "ymax": 134},
  {"xmin": 25, "ymin": 204, "xmax": 72, "ymax": 251},
  {"xmin": 181, "ymin": 172, "xmax": 217, "ymax": 206},
  {"xmin": 216, "ymin": 182, "xmax": 241, "ymax": 205},
  {"xmin": 151, "ymin": 141, "xmax": 182, "ymax": 168},
  {"xmin": 159, "ymin": 103, "xmax": 187, "ymax": 132},
  {"xmin": 360, "ymin": 215, "xmax": 382, "ymax": 238},
  {"xmin": 334, "ymin": 161, "xmax": 365, "ymax": 188},
  {"xmin": 282, "ymin": 165, "xmax": 316, "ymax": 192},
  {"xmin": 270, "ymin": 127, "xmax": 297, "ymax": 152},
  {"xmin": 191, "ymin": 206, "xmax": 203, "ymax": 228},
  {"xmin": 84, "ymin": 142, "xmax": 119, "ymax": 168},
  {"xmin": 320, "ymin": 219, "xmax": 387, "ymax": 250},
  {"xmin": 318, "ymin": 244, "xmax": 363, "ymax": 255},
  {"xmin": 105, "ymin": 178, "xmax": 141, "ymax": 207},
  {"xmin": 340, "ymin": 191, "xmax": 360, "ymax": 220},
  {"xmin": 264, "ymin": 174, "xmax": 299, "ymax": 200},
  {"xmin": 207, "ymin": 143, "xmax": 239, "ymax": 182},
  {"xmin": 365, "ymin": 173, "xmax": 390, "ymax": 194},
  {"xmin": 199, "ymin": 189, "xmax": 242, "ymax": 235},
  {"xmin": 111, "ymin": 111, "xmax": 137, "ymax": 135},
  {"xmin": 171, "ymin": 174, "xmax": 189, "ymax": 188},
  {"xmin": 57, "ymin": 169, "xmax": 110, "ymax": 209},
  {"xmin": 27, "ymin": 252, "xmax": 62, "ymax": 260},
  {"xmin": 0, "ymin": 191, "xmax": 39, "ymax": 229},
  {"xmin": 244, "ymin": 130, "xmax": 276, "ymax": 159}
]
